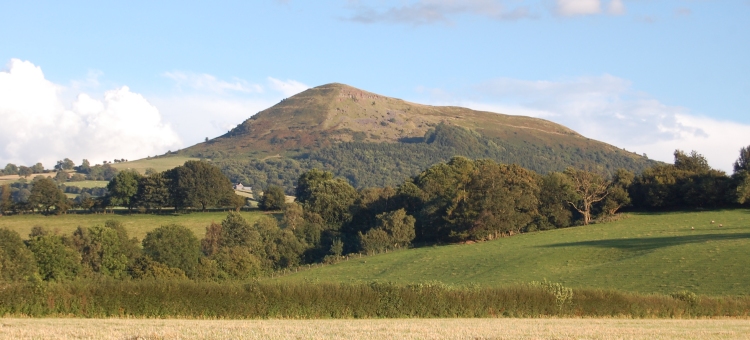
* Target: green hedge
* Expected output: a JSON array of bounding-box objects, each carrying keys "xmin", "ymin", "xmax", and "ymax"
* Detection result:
[{"xmin": 1, "ymin": 280, "xmax": 749, "ymax": 318}]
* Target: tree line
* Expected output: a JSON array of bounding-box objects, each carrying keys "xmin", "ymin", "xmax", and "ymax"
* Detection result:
[
  {"xmin": 1, "ymin": 146, "xmax": 748, "ymax": 283},
  {"xmin": 0, "ymin": 160, "xmax": 245, "ymax": 215},
  {"xmin": 1, "ymin": 159, "xmax": 120, "ymax": 181}
]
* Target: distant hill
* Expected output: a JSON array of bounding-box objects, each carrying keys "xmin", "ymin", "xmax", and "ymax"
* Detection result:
[{"xmin": 174, "ymin": 83, "xmax": 657, "ymax": 191}]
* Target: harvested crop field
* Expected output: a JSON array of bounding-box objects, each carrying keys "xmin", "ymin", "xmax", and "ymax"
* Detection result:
[{"xmin": 1, "ymin": 318, "xmax": 749, "ymax": 339}]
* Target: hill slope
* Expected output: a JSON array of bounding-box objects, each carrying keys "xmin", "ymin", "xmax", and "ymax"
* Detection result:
[
  {"xmin": 273, "ymin": 209, "xmax": 750, "ymax": 296},
  {"xmin": 176, "ymin": 83, "xmax": 657, "ymax": 190}
]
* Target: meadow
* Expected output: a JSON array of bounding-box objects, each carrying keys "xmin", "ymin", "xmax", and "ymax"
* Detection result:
[
  {"xmin": 0, "ymin": 210, "xmax": 271, "ymax": 241},
  {"xmin": 276, "ymin": 209, "xmax": 750, "ymax": 296},
  {"xmin": 2, "ymin": 318, "xmax": 749, "ymax": 339},
  {"xmin": 108, "ymin": 156, "xmax": 199, "ymax": 174}
]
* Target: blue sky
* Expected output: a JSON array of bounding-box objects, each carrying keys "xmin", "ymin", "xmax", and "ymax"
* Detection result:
[{"xmin": 1, "ymin": 0, "xmax": 748, "ymax": 172}]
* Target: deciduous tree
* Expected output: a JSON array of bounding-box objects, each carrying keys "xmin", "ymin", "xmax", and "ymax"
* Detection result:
[
  {"xmin": 142, "ymin": 224, "xmax": 201, "ymax": 278},
  {"xmin": 29, "ymin": 177, "xmax": 66, "ymax": 214},
  {"xmin": 107, "ymin": 170, "xmax": 142, "ymax": 212},
  {"xmin": 258, "ymin": 185, "xmax": 286, "ymax": 211},
  {"xmin": 563, "ymin": 168, "xmax": 609, "ymax": 225}
]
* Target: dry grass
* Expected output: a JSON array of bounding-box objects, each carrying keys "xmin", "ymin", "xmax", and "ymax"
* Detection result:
[
  {"xmin": 108, "ymin": 156, "xmax": 199, "ymax": 174},
  {"xmin": 0, "ymin": 318, "xmax": 748, "ymax": 339},
  {"xmin": 0, "ymin": 211, "xmax": 270, "ymax": 241}
]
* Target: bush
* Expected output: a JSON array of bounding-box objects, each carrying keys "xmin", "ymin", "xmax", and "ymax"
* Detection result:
[
  {"xmin": 27, "ymin": 234, "xmax": 82, "ymax": 281},
  {"xmin": 142, "ymin": 224, "xmax": 201, "ymax": 278},
  {"xmin": 258, "ymin": 185, "xmax": 286, "ymax": 211},
  {"xmin": 0, "ymin": 229, "xmax": 37, "ymax": 281}
]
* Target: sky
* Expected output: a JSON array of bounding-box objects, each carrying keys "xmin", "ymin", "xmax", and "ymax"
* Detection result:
[{"xmin": 0, "ymin": 0, "xmax": 748, "ymax": 172}]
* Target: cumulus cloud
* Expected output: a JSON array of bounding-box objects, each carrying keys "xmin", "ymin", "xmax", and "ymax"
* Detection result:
[
  {"xmin": 345, "ymin": 0, "xmax": 532, "ymax": 25},
  {"xmin": 0, "ymin": 59, "xmax": 181, "ymax": 168},
  {"xmin": 418, "ymin": 75, "xmax": 750, "ymax": 172},
  {"xmin": 555, "ymin": 0, "xmax": 601, "ymax": 16}
]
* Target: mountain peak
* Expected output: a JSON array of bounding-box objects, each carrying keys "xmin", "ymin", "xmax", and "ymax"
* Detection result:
[{"xmin": 183, "ymin": 83, "xmax": 608, "ymax": 158}]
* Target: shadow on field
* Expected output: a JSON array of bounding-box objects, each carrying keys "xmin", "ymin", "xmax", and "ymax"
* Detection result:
[{"xmin": 542, "ymin": 233, "xmax": 750, "ymax": 252}]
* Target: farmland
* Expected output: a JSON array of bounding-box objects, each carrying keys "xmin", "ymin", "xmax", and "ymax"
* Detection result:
[
  {"xmin": 108, "ymin": 156, "xmax": 199, "ymax": 174},
  {"xmin": 0, "ymin": 210, "xmax": 272, "ymax": 241},
  {"xmin": 1, "ymin": 318, "xmax": 748, "ymax": 339},
  {"xmin": 275, "ymin": 209, "xmax": 750, "ymax": 296}
]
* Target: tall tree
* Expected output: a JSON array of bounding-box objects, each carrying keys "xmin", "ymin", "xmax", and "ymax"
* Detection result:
[
  {"xmin": 107, "ymin": 170, "xmax": 142, "ymax": 212},
  {"xmin": 674, "ymin": 150, "xmax": 711, "ymax": 173},
  {"xmin": 18, "ymin": 166, "xmax": 32, "ymax": 178},
  {"xmin": 0, "ymin": 185, "xmax": 11, "ymax": 215},
  {"xmin": 0, "ymin": 229, "xmax": 37, "ymax": 281},
  {"xmin": 31, "ymin": 163, "xmax": 44, "ymax": 174},
  {"xmin": 449, "ymin": 161, "xmax": 540, "ymax": 240},
  {"xmin": 564, "ymin": 167, "xmax": 610, "ymax": 225},
  {"xmin": 62, "ymin": 158, "xmax": 75, "ymax": 170},
  {"xmin": 258, "ymin": 185, "xmax": 286, "ymax": 211},
  {"xmin": 29, "ymin": 177, "xmax": 67, "ymax": 214},
  {"xmin": 600, "ymin": 169, "xmax": 634, "ymax": 216},
  {"xmin": 166, "ymin": 160, "xmax": 234, "ymax": 211},
  {"xmin": 734, "ymin": 145, "xmax": 750, "ymax": 173},
  {"xmin": 142, "ymin": 224, "xmax": 201, "ymax": 278},
  {"xmin": 135, "ymin": 172, "xmax": 171, "ymax": 210},
  {"xmin": 3, "ymin": 163, "xmax": 18, "ymax": 175},
  {"xmin": 537, "ymin": 172, "xmax": 575, "ymax": 229},
  {"xmin": 733, "ymin": 145, "xmax": 750, "ymax": 205},
  {"xmin": 27, "ymin": 233, "xmax": 82, "ymax": 281},
  {"xmin": 77, "ymin": 159, "xmax": 91, "ymax": 173}
]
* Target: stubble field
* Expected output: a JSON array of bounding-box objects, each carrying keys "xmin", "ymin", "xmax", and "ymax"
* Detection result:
[{"xmin": 1, "ymin": 318, "xmax": 749, "ymax": 339}]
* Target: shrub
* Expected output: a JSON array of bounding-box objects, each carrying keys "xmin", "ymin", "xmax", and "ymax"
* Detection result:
[
  {"xmin": 0, "ymin": 229, "xmax": 37, "ymax": 281},
  {"xmin": 27, "ymin": 234, "xmax": 82, "ymax": 281},
  {"xmin": 142, "ymin": 224, "xmax": 201, "ymax": 278}
]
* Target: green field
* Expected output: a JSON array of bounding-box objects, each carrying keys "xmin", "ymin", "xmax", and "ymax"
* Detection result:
[
  {"xmin": 63, "ymin": 180, "xmax": 109, "ymax": 188},
  {"xmin": 108, "ymin": 156, "xmax": 199, "ymax": 174},
  {"xmin": 276, "ymin": 209, "xmax": 750, "ymax": 296},
  {"xmin": 0, "ymin": 210, "xmax": 272, "ymax": 241}
]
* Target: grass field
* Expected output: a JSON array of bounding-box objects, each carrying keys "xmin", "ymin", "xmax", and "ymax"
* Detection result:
[
  {"xmin": 108, "ymin": 156, "xmax": 199, "ymax": 174},
  {"xmin": 63, "ymin": 180, "xmax": 109, "ymax": 188},
  {"xmin": 1, "ymin": 318, "xmax": 748, "ymax": 339},
  {"xmin": 0, "ymin": 210, "xmax": 273, "ymax": 241},
  {"xmin": 276, "ymin": 209, "xmax": 750, "ymax": 296}
]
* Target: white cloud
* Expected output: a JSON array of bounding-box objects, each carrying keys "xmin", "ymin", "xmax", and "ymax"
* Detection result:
[
  {"xmin": 608, "ymin": 0, "xmax": 625, "ymax": 15},
  {"xmin": 0, "ymin": 59, "xmax": 181, "ymax": 168},
  {"xmin": 555, "ymin": 0, "xmax": 601, "ymax": 16},
  {"xmin": 164, "ymin": 71, "xmax": 263, "ymax": 94},
  {"xmin": 149, "ymin": 95, "xmax": 277, "ymax": 145},
  {"xmin": 148, "ymin": 74, "xmax": 309, "ymax": 146},
  {"xmin": 345, "ymin": 0, "xmax": 533, "ymax": 25},
  {"xmin": 418, "ymin": 75, "xmax": 750, "ymax": 173},
  {"xmin": 268, "ymin": 77, "xmax": 309, "ymax": 97}
]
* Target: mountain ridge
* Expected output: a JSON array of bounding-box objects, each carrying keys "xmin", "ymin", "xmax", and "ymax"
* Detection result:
[{"xmin": 174, "ymin": 83, "xmax": 656, "ymax": 190}]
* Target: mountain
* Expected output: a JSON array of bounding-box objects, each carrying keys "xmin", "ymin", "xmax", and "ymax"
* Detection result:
[{"xmin": 175, "ymin": 83, "xmax": 657, "ymax": 191}]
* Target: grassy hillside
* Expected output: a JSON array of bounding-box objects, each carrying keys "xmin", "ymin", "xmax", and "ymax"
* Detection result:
[
  {"xmin": 108, "ymin": 156, "xmax": 199, "ymax": 174},
  {"xmin": 175, "ymin": 83, "xmax": 656, "ymax": 191},
  {"xmin": 0, "ymin": 210, "xmax": 272, "ymax": 241},
  {"xmin": 275, "ymin": 209, "xmax": 750, "ymax": 296}
]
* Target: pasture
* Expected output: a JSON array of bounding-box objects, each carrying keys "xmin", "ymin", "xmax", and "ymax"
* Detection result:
[
  {"xmin": 108, "ymin": 156, "xmax": 199, "ymax": 174},
  {"xmin": 1, "ymin": 318, "xmax": 748, "ymax": 339},
  {"xmin": 276, "ymin": 209, "xmax": 750, "ymax": 296},
  {"xmin": 0, "ymin": 210, "xmax": 272, "ymax": 241},
  {"xmin": 63, "ymin": 180, "xmax": 109, "ymax": 188}
]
